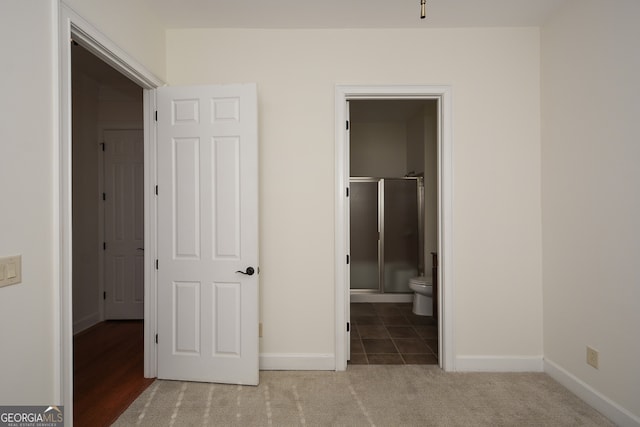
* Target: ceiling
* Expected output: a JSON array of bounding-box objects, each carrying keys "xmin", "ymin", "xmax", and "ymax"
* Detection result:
[{"xmin": 149, "ymin": 0, "xmax": 569, "ymax": 29}]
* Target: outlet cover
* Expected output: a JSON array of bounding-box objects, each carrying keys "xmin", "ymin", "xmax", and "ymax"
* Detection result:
[
  {"xmin": 586, "ymin": 346, "xmax": 599, "ymax": 369},
  {"xmin": 0, "ymin": 255, "xmax": 22, "ymax": 288}
]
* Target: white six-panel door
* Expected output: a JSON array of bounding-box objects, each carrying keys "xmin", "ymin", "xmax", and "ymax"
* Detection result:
[
  {"xmin": 104, "ymin": 129, "xmax": 145, "ymax": 319},
  {"xmin": 157, "ymin": 84, "xmax": 259, "ymax": 385}
]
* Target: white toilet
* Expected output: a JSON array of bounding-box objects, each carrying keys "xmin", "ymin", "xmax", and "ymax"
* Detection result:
[{"xmin": 409, "ymin": 276, "xmax": 433, "ymax": 316}]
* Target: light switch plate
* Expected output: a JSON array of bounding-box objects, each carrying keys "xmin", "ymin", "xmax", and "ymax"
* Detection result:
[{"xmin": 0, "ymin": 255, "xmax": 21, "ymax": 288}]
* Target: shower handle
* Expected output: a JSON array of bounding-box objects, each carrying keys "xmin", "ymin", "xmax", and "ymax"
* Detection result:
[{"xmin": 235, "ymin": 266, "xmax": 255, "ymax": 276}]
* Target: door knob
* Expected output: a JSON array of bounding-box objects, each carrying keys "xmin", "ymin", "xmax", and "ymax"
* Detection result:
[{"xmin": 235, "ymin": 267, "xmax": 255, "ymax": 276}]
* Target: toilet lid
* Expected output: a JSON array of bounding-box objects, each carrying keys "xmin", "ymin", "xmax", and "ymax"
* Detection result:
[{"xmin": 409, "ymin": 276, "xmax": 432, "ymax": 286}]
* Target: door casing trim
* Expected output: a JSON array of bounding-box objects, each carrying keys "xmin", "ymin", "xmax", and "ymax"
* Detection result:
[{"xmin": 58, "ymin": 3, "xmax": 163, "ymax": 418}]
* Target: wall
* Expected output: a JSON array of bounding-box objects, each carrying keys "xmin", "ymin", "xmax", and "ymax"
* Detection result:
[
  {"xmin": 0, "ymin": 0, "xmax": 164, "ymax": 405},
  {"xmin": 541, "ymin": 0, "xmax": 640, "ymax": 421},
  {"xmin": 350, "ymin": 122, "xmax": 407, "ymax": 177},
  {"xmin": 72, "ymin": 73, "xmax": 101, "ymax": 333},
  {"xmin": 0, "ymin": 0, "xmax": 57, "ymax": 404},
  {"xmin": 406, "ymin": 111, "xmax": 425, "ymax": 176},
  {"xmin": 166, "ymin": 28, "xmax": 543, "ymax": 361},
  {"xmin": 422, "ymin": 104, "xmax": 438, "ymax": 263},
  {"xmin": 62, "ymin": 0, "xmax": 166, "ymax": 81}
]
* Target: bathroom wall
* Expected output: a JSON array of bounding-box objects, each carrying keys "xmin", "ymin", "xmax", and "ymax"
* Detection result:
[
  {"xmin": 423, "ymin": 104, "xmax": 438, "ymax": 265},
  {"xmin": 406, "ymin": 111, "xmax": 425, "ymax": 176},
  {"xmin": 350, "ymin": 121, "xmax": 407, "ymax": 177}
]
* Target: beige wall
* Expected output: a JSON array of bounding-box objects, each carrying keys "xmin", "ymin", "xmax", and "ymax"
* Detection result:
[
  {"xmin": 406, "ymin": 111, "xmax": 425, "ymax": 176},
  {"xmin": 0, "ymin": 0, "xmax": 57, "ymax": 404},
  {"xmin": 541, "ymin": 0, "xmax": 640, "ymax": 419},
  {"xmin": 166, "ymin": 27, "xmax": 543, "ymax": 358},
  {"xmin": 63, "ymin": 0, "xmax": 166, "ymax": 81},
  {"xmin": 0, "ymin": 0, "xmax": 162, "ymax": 405}
]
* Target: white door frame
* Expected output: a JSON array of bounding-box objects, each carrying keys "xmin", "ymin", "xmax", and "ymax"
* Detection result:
[
  {"xmin": 334, "ymin": 85, "xmax": 455, "ymax": 371},
  {"xmin": 58, "ymin": 4, "xmax": 163, "ymax": 421}
]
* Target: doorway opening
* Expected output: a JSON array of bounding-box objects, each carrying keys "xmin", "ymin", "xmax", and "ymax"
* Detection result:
[
  {"xmin": 347, "ymin": 99, "xmax": 438, "ymax": 365},
  {"xmin": 334, "ymin": 85, "xmax": 454, "ymax": 372},
  {"xmin": 349, "ymin": 100, "xmax": 436, "ymax": 304},
  {"xmin": 71, "ymin": 41, "xmax": 151, "ymax": 424},
  {"xmin": 59, "ymin": 4, "xmax": 163, "ymax": 418}
]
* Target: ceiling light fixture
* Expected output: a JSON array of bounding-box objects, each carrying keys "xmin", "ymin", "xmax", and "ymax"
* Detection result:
[{"xmin": 420, "ymin": 0, "xmax": 426, "ymax": 19}]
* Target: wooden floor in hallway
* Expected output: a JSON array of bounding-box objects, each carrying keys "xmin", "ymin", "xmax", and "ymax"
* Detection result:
[{"xmin": 74, "ymin": 320, "xmax": 154, "ymax": 427}]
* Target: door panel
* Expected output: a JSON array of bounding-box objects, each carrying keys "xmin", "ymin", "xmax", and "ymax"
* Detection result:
[
  {"xmin": 104, "ymin": 129, "xmax": 144, "ymax": 319},
  {"xmin": 173, "ymin": 137, "xmax": 200, "ymax": 259},
  {"xmin": 157, "ymin": 84, "xmax": 259, "ymax": 385},
  {"xmin": 349, "ymin": 180, "xmax": 380, "ymax": 291},
  {"xmin": 383, "ymin": 179, "xmax": 419, "ymax": 293}
]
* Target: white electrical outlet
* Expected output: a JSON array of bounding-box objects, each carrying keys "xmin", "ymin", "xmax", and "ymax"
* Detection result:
[
  {"xmin": 0, "ymin": 255, "xmax": 22, "ymax": 288},
  {"xmin": 586, "ymin": 346, "xmax": 599, "ymax": 369}
]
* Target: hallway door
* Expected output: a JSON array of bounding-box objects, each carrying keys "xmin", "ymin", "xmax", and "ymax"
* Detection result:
[{"xmin": 103, "ymin": 129, "xmax": 145, "ymax": 319}]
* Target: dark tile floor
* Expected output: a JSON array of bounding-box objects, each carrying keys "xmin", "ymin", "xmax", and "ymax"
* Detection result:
[{"xmin": 349, "ymin": 302, "xmax": 438, "ymax": 365}]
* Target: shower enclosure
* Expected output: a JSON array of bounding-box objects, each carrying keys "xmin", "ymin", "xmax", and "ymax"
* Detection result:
[{"xmin": 350, "ymin": 177, "xmax": 424, "ymax": 295}]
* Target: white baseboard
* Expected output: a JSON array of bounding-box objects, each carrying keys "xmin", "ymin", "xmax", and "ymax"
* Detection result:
[
  {"xmin": 456, "ymin": 355, "xmax": 544, "ymax": 372},
  {"xmin": 259, "ymin": 353, "xmax": 335, "ymax": 371},
  {"xmin": 73, "ymin": 313, "xmax": 100, "ymax": 335},
  {"xmin": 544, "ymin": 359, "xmax": 640, "ymax": 427}
]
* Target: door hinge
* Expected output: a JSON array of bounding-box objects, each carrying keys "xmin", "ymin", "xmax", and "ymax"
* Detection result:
[
  {"xmin": 155, "ymin": 185, "xmax": 158, "ymax": 196},
  {"xmin": 346, "ymin": 254, "xmax": 350, "ymax": 264},
  {"xmin": 103, "ymin": 242, "xmax": 106, "ymax": 250},
  {"xmin": 102, "ymin": 192, "xmax": 106, "ymax": 201},
  {"xmin": 155, "ymin": 110, "xmax": 158, "ymax": 121},
  {"xmin": 155, "ymin": 334, "xmax": 158, "ymax": 344},
  {"xmin": 347, "ymin": 322, "xmax": 350, "ymax": 332},
  {"xmin": 103, "ymin": 291, "xmax": 106, "ymax": 300},
  {"xmin": 346, "ymin": 120, "xmax": 349, "ymax": 130},
  {"xmin": 155, "ymin": 259, "xmax": 158, "ymax": 270},
  {"xmin": 100, "ymin": 142, "xmax": 105, "ymax": 151},
  {"xmin": 346, "ymin": 187, "xmax": 349, "ymax": 197}
]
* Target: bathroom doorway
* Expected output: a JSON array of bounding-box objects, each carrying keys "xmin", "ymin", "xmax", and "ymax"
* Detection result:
[
  {"xmin": 346, "ymin": 100, "xmax": 439, "ymax": 365},
  {"xmin": 334, "ymin": 85, "xmax": 454, "ymax": 371}
]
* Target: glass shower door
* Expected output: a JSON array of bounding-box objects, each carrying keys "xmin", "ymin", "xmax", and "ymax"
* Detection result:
[
  {"xmin": 350, "ymin": 180, "xmax": 379, "ymax": 291},
  {"xmin": 383, "ymin": 179, "xmax": 420, "ymax": 293}
]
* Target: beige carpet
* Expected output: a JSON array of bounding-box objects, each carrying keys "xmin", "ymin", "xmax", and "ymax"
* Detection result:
[{"xmin": 114, "ymin": 366, "xmax": 613, "ymax": 426}]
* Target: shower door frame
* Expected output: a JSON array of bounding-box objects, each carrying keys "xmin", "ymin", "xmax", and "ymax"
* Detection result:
[{"xmin": 349, "ymin": 176, "xmax": 425, "ymax": 296}]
